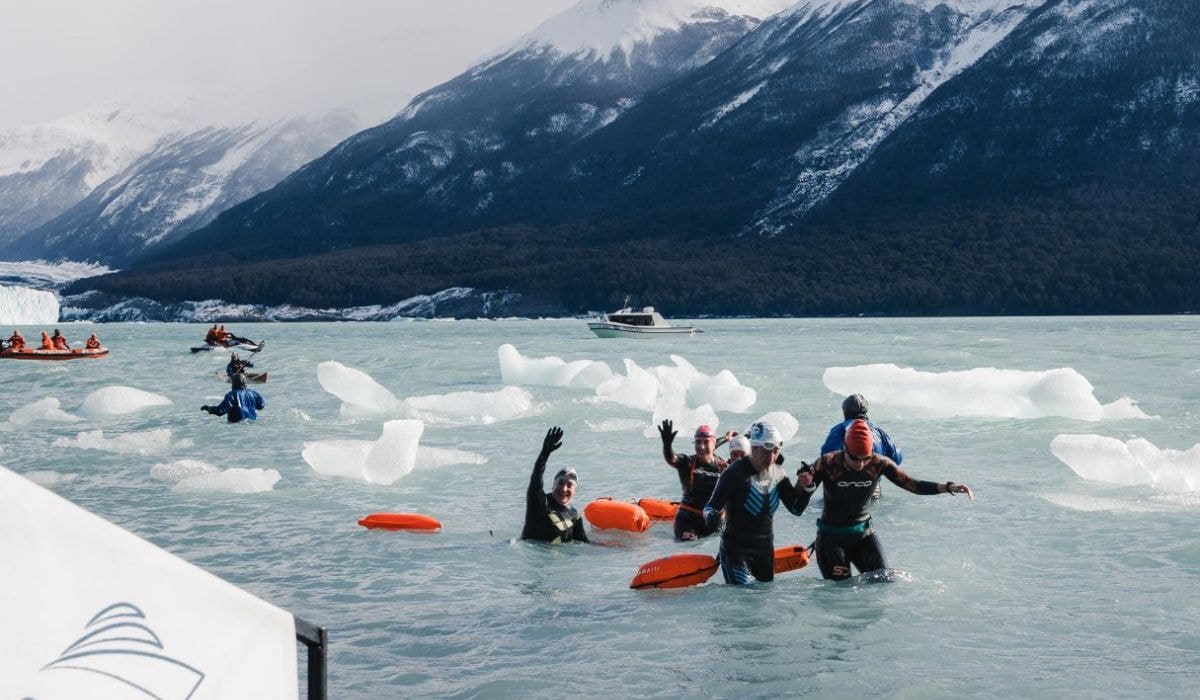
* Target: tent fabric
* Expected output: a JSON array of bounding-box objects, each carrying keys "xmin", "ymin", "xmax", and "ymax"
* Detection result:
[{"xmin": 0, "ymin": 466, "xmax": 299, "ymax": 699}]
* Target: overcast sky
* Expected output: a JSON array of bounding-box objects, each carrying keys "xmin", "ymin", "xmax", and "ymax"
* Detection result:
[{"xmin": 0, "ymin": 0, "xmax": 571, "ymax": 130}]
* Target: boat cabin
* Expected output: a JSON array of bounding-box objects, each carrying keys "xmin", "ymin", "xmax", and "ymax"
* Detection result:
[{"xmin": 606, "ymin": 307, "xmax": 665, "ymax": 327}]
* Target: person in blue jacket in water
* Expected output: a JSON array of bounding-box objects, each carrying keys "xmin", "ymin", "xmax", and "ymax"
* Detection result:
[
  {"xmin": 201, "ymin": 373, "xmax": 265, "ymax": 423},
  {"xmin": 822, "ymin": 394, "xmax": 902, "ymax": 500}
]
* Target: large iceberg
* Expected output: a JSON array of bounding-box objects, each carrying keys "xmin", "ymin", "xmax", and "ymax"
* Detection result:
[
  {"xmin": 0, "ymin": 284, "xmax": 59, "ymax": 324},
  {"xmin": 1051, "ymin": 434, "xmax": 1200, "ymax": 492}
]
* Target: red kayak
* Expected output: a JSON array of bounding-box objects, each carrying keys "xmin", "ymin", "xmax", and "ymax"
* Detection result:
[{"xmin": 0, "ymin": 347, "xmax": 108, "ymax": 361}]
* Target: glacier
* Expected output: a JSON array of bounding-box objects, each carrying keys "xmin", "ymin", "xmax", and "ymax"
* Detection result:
[{"xmin": 0, "ymin": 284, "xmax": 59, "ymax": 324}]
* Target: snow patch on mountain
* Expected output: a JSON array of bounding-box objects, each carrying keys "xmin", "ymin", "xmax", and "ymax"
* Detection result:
[
  {"xmin": 703, "ymin": 80, "xmax": 767, "ymax": 127},
  {"xmin": 509, "ymin": 0, "xmax": 794, "ymax": 60},
  {"xmin": 750, "ymin": 0, "xmax": 1046, "ymax": 235}
]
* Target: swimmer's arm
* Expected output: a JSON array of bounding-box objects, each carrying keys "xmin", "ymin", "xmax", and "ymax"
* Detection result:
[
  {"xmin": 778, "ymin": 472, "xmax": 806, "ymax": 516},
  {"xmin": 572, "ymin": 518, "xmax": 590, "ymax": 544},
  {"xmin": 702, "ymin": 468, "xmax": 733, "ymax": 528},
  {"xmin": 882, "ymin": 462, "xmax": 941, "ymax": 495}
]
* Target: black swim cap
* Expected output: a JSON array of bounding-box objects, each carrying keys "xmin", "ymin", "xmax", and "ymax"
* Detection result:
[
  {"xmin": 231, "ymin": 373, "xmax": 247, "ymax": 389},
  {"xmin": 842, "ymin": 394, "xmax": 869, "ymax": 420}
]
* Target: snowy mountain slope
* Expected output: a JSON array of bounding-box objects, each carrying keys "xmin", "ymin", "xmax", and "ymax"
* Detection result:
[
  {"xmin": 822, "ymin": 0, "xmax": 1200, "ymax": 213},
  {"xmin": 0, "ymin": 95, "xmax": 209, "ymax": 245},
  {"xmin": 495, "ymin": 0, "xmax": 1049, "ymax": 236},
  {"xmin": 155, "ymin": 0, "xmax": 784, "ymax": 263},
  {"xmin": 6, "ymin": 111, "xmax": 359, "ymax": 265}
]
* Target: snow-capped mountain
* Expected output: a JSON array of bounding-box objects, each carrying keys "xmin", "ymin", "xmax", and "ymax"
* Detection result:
[
  {"xmin": 158, "ymin": 0, "xmax": 789, "ymax": 262},
  {"xmin": 0, "ymin": 93, "xmax": 209, "ymax": 246},
  {"xmin": 86, "ymin": 0, "xmax": 1200, "ymax": 317},
  {"xmin": 6, "ymin": 111, "xmax": 359, "ymax": 265}
]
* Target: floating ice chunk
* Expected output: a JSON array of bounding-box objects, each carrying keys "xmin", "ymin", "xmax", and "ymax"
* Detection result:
[
  {"xmin": 317, "ymin": 361, "xmax": 401, "ymax": 418},
  {"xmin": 585, "ymin": 418, "xmax": 646, "ymax": 433},
  {"xmin": 151, "ymin": 459, "xmax": 219, "ymax": 482},
  {"xmin": 77, "ymin": 386, "xmax": 172, "ymax": 417},
  {"xmin": 1051, "ymin": 434, "xmax": 1200, "ymax": 492},
  {"xmin": 596, "ymin": 359, "xmax": 659, "ymax": 411},
  {"xmin": 23, "ymin": 470, "xmax": 78, "ymax": 487},
  {"xmin": 823, "ymin": 364, "xmax": 1151, "ymax": 420},
  {"xmin": 54, "ymin": 428, "xmax": 180, "ymax": 456},
  {"xmin": 302, "ymin": 419, "xmax": 423, "ymax": 485},
  {"xmin": 419, "ymin": 446, "xmax": 488, "ymax": 468},
  {"xmin": 687, "ymin": 368, "xmax": 757, "ymax": 413},
  {"xmin": 9, "ymin": 397, "xmax": 80, "ymax": 424},
  {"xmin": 174, "ymin": 468, "xmax": 281, "ymax": 494},
  {"xmin": 401, "ymin": 386, "xmax": 533, "ymax": 425},
  {"xmin": 498, "ymin": 344, "xmax": 613, "ymax": 389}
]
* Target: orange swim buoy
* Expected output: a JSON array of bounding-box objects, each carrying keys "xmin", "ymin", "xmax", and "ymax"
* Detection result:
[
  {"xmin": 583, "ymin": 497, "xmax": 651, "ymax": 532},
  {"xmin": 630, "ymin": 553, "xmax": 719, "ymax": 589},
  {"xmin": 357, "ymin": 513, "xmax": 442, "ymax": 532},
  {"xmin": 773, "ymin": 543, "xmax": 811, "ymax": 574},
  {"xmin": 636, "ymin": 498, "xmax": 679, "ymax": 520}
]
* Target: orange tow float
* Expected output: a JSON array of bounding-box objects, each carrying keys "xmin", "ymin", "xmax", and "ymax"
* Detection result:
[
  {"xmin": 630, "ymin": 553, "xmax": 719, "ymax": 589},
  {"xmin": 583, "ymin": 497, "xmax": 651, "ymax": 532},
  {"xmin": 357, "ymin": 513, "xmax": 442, "ymax": 532},
  {"xmin": 631, "ymin": 543, "xmax": 813, "ymax": 589},
  {"xmin": 636, "ymin": 498, "xmax": 680, "ymax": 520}
]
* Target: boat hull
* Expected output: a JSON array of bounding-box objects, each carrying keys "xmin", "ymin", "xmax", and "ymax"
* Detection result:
[
  {"xmin": 0, "ymin": 347, "xmax": 109, "ymax": 360},
  {"xmin": 588, "ymin": 322, "xmax": 697, "ymax": 338}
]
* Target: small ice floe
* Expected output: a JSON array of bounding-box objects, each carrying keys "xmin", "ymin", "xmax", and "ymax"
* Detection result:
[
  {"xmin": 174, "ymin": 468, "xmax": 280, "ymax": 494},
  {"xmin": 317, "ymin": 361, "xmax": 402, "ymax": 418},
  {"xmin": 585, "ymin": 418, "xmax": 646, "ymax": 433},
  {"xmin": 302, "ymin": 419, "xmax": 423, "ymax": 485},
  {"xmin": 498, "ymin": 343, "xmax": 612, "ymax": 389},
  {"xmin": 317, "ymin": 360, "xmax": 534, "ymax": 425},
  {"xmin": 77, "ymin": 386, "xmax": 172, "ymax": 417},
  {"xmin": 418, "ymin": 446, "xmax": 488, "ymax": 468},
  {"xmin": 151, "ymin": 459, "xmax": 280, "ymax": 493},
  {"xmin": 8, "ymin": 397, "xmax": 81, "ymax": 424},
  {"xmin": 1051, "ymin": 434, "xmax": 1200, "ymax": 492},
  {"xmin": 401, "ymin": 386, "xmax": 533, "ymax": 425},
  {"xmin": 823, "ymin": 364, "xmax": 1151, "ymax": 420},
  {"xmin": 53, "ymin": 428, "xmax": 184, "ymax": 456},
  {"xmin": 23, "ymin": 470, "xmax": 79, "ymax": 487}
]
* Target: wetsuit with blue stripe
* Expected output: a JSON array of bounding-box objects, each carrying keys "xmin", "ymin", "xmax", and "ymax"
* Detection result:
[
  {"xmin": 703, "ymin": 457, "xmax": 804, "ymax": 584},
  {"xmin": 797, "ymin": 451, "xmax": 942, "ymax": 580}
]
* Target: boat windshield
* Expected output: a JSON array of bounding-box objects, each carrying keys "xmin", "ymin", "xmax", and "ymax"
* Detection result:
[{"xmin": 609, "ymin": 314, "xmax": 653, "ymax": 326}]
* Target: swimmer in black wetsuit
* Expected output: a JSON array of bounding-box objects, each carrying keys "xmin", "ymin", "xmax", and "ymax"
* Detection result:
[
  {"xmin": 521, "ymin": 426, "xmax": 589, "ymax": 544},
  {"xmin": 658, "ymin": 419, "xmax": 728, "ymax": 541},
  {"xmin": 703, "ymin": 421, "xmax": 805, "ymax": 584},
  {"xmin": 796, "ymin": 419, "xmax": 973, "ymax": 580}
]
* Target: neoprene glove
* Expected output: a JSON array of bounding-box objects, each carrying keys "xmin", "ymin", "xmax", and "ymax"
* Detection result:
[
  {"xmin": 658, "ymin": 419, "xmax": 676, "ymax": 447},
  {"xmin": 542, "ymin": 426, "xmax": 563, "ymax": 454},
  {"xmin": 200, "ymin": 405, "xmax": 210, "ymax": 412}
]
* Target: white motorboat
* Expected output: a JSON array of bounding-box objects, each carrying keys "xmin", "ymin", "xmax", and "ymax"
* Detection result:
[{"xmin": 587, "ymin": 306, "xmax": 699, "ymax": 337}]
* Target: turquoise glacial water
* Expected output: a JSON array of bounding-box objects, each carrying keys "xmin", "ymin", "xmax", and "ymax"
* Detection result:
[{"xmin": 2, "ymin": 317, "xmax": 1198, "ymax": 697}]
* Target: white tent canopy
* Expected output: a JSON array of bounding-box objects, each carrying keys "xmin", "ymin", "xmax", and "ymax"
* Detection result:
[{"xmin": 0, "ymin": 466, "xmax": 303, "ymax": 698}]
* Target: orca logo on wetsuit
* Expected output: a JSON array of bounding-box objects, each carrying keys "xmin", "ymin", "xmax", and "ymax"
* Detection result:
[{"xmin": 837, "ymin": 481, "xmax": 874, "ymax": 488}]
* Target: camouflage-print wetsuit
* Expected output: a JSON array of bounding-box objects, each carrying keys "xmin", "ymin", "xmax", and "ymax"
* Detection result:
[{"xmin": 521, "ymin": 452, "xmax": 588, "ymax": 544}]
